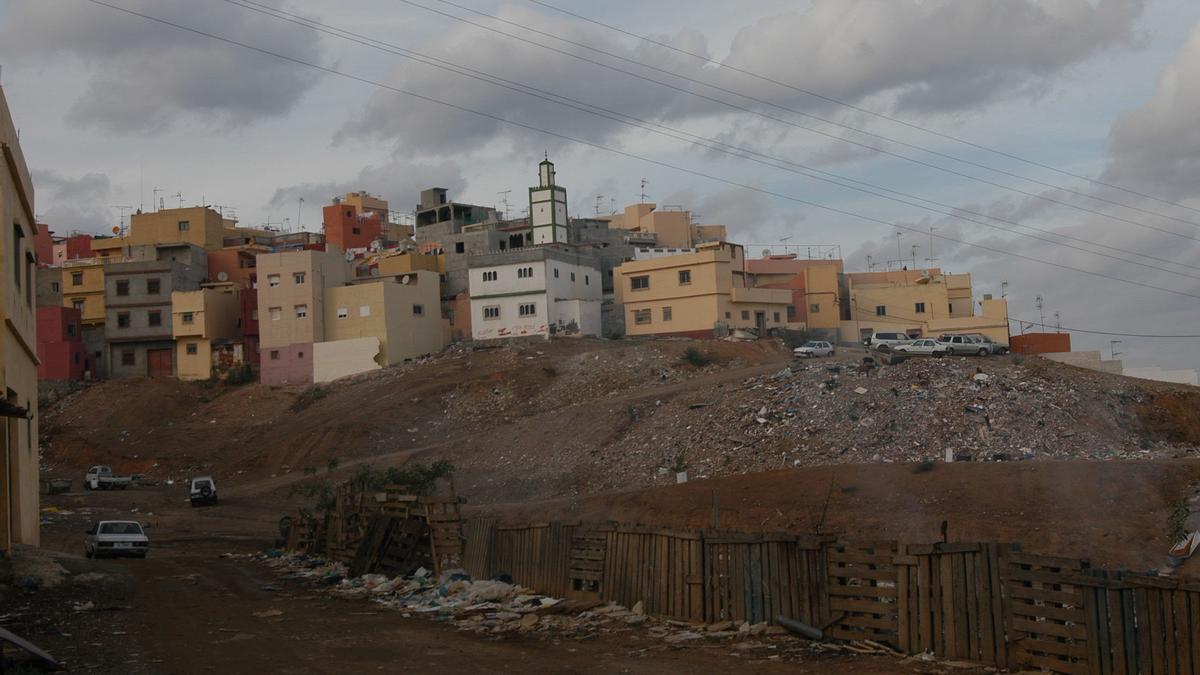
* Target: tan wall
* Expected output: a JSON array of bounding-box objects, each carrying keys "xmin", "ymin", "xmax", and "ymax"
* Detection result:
[
  {"xmin": 804, "ymin": 265, "xmax": 842, "ymax": 330},
  {"xmin": 376, "ymin": 251, "xmax": 444, "ymax": 276},
  {"xmin": 342, "ymin": 192, "xmax": 389, "ymax": 218},
  {"xmin": 172, "ymin": 289, "xmax": 239, "ymax": 380},
  {"xmin": 313, "ymin": 337, "xmax": 381, "ymax": 383},
  {"xmin": 257, "ymin": 248, "xmax": 348, "ymax": 349},
  {"xmin": 61, "ymin": 262, "xmax": 106, "ymax": 325},
  {"xmin": 849, "ymin": 284, "xmax": 951, "ymax": 323},
  {"xmin": 175, "ymin": 338, "xmax": 213, "ymax": 381},
  {"xmin": 120, "ymin": 206, "xmax": 227, "ymax": 250},
  {"xmin": 838, "ymin": 297, "xmax": 1009, "ymax": 344},
  {"xmin": 600, "ymin": 203, "xmax": 722, "ymax": 248},
  {"xmin": 325, "ymin": 271, "xmax": 444, "ymax": 364}
]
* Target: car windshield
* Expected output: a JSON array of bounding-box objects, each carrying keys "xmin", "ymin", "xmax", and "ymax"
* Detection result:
[
  {"xmin": 194, "ymin": 480, "xmax": 212, "ymax": 489},
  {"xmin": 802, "ymin": 342, "xmax": 821, "ymax": 347},
  {"xmin": 99, "ymin": 522, "xmax": 143, "ymax": 535}
]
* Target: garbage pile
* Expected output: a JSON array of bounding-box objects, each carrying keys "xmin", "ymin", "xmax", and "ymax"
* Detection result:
[{"xmin": 586, "ymin": 354, "xmax": 1186, "ymax": 491}]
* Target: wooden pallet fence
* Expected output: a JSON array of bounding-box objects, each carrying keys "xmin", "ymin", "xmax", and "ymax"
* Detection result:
[
  {"xmin": 490, "ymin": 522, "xmax": 576, "ymax": 597},
  {"xmin": 897, "ymin": 543, "xmax": 1011, "ymax": 669},
  {"xmin": 567, "ymin": 524, "xmax": 609, "ymax": 601},
  {"xmin": 825, "ymin": 541, "xmax": 900, "ymax": 646},
  {"xmin": 702, "ymin": 532, "xmax": 832, "ymax": 626},
  {"xmin": 602, "ymin": 526, "xmax": 704, "ymax": 623},
  {"xmin": 1000, "ymin": 550, "xmax": 1091, "ymax": 675},
  {"xmin": 461, "ymin": 517, "xmax": 496, "ymax": 580},
  {"xmin": 1124, "ymin": 575, "xmax": 1200, "ymax": 675}
]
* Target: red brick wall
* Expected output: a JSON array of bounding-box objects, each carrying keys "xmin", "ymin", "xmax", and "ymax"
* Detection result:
[
  {"xmin": 1011, "ymin": 332, "xmax": 1071, "ymax": 355},
  {"xmin": 323, "ymin": 204, "xmax": 382, "ymax": 250}
]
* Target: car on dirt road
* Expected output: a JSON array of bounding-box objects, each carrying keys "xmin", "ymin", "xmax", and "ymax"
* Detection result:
[
  {"xmin": 793, "ymin": 341, "xmax": 835, "ymax": 358},
  {"xmin": 864, "ymin": 332, "xmax": 911, "ymax": 350},
  {"xmin": 85, "ymin": 520, "xmax": 149, "ymax": 559},
  {"xmin": 936, "ymin": 334, "xmax": 991, "ymax": 356},
  {"xmin": 189, "ymin": 475, "xmax": 218, "ymax": 506},
  {"xmin": 893, "ymin": 338, "xmax": 949, "ymax": 357},
  {"xmin": 84, "ymin": 465, "xmax": 133, "ymax": 490},
  {"xmin": 961, "ymin": 333, "xmax": 1010, "ymax": 355}
]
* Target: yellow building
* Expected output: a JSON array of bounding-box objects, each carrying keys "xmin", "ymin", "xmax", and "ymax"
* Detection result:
[
  {"xmin": 599, "ymin": 203, "xmax": 727, "ymax": 248},
  {"xmin": 172, "ymin": 288, "xmax": 241, "ymax": 380},
  {"xmin": 839, "ymin": 269, "xmax": 1009, "ymax": 343},
  {"xmin": 92, "ymin": 206, "xmax": 274, "ymax": 257},
  {"xmin": 61, "ymin": 259, "xmax": 107, "ymax": 326},
  {"xmin": 257, "ymin": 247, "xmax": 350, "ymax": 386},
  {"xmin": 746, "ymin": 255, "xmax": 844, "ymax": 336},
  {"xmin": 1, "ymin": 83, "xmax": 40, "ymax": 553},
  {"xmin": 615, "ymin": 242, "xmax": 792, "ymax": 337},
  {"xmin": 374, "ymin": 250, "xmax": 444, "ymax": 277}
]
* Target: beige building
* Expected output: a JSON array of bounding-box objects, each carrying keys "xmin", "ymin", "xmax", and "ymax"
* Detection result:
[
  {"xmin": 1, "ymin": 83, "xmax": 40, "ymax": 553},
  {"xmin": 172, "ymin": 287, "xmax": 241, "ymax": 380},
  {"xmin": 60, "ymin": 259, "xmax": 107, "ymax": 326},
  {"xmin": 315, "ymin": 271, "xmax": 446, "ymax": 382},
  {"xmin": 599, "ymin": 203, "xmax": 727, "ymax": 248},
  {"xmin": 615, "ymin": 242, "xmax": 791, "ymax": 337},
  {"xmin": 92, "ymin": 206, "xmax": 273, "ymax": 257},
  {"xmin": 841, "ymin": 269, "xmax": 1009, "ymax": 343},
  {"xmin": 257, "ymin": 247, "xmax": 350, "ymax": 386},
  {"xmin": 339, "ymin": 190, "xmax": 410, "ymax": 241}
]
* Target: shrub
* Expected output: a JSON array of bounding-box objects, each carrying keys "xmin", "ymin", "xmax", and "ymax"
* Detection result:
[
  {"xmin": 291, "ymin": 385, "xmax": 330, "ymax": 412},
  {"xmin": 682, "ymin": 347, "xmax": 713, "ymax": 367},
  {"xmin": 225, "ymin": 364, "xmax": 255, "ymax": 386}
]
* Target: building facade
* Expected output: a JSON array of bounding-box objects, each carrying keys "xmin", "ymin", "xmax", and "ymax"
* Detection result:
[
  {"xmin": 840, "ymin": 269, "xmax": 1009, "ymax": 344},
  {"xmin": 468, "ymin": 244, "xmax": 602, "ymax": 340},
  {"xmin": 615, "ymin": 242, "xmax": 792, "ymax": 338},
  {"xmin": 598, "ymin": 203, "xmax": 726, "ymax": 248},
  {"xmin": 0, "ymin": 82, "xmax": 40, "ymax": 553},
  {"xmin": 172, "ymin": 288, "xmax": 242, "ymax": 380},
  {"xmin": 257, "ymin": 247, "xmax": 349, "ymax": 386},
  {"xmin": 36, "ymin": 307, "xmax": 88, "ymax": 381}
]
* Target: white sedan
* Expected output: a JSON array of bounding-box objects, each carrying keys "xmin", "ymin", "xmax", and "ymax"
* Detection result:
[
  {"xmin": 893, "ymin": 338, "xmax": 949, "ymax": 357},
  {"xmin": 793, "ymin": 341, "xmax": 835, "ymax": 358}
]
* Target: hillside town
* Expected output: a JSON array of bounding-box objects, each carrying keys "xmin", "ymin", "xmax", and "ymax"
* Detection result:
[{"xmin": 4, "ymin": 2, "xmax": 1200, "ymax": 673}]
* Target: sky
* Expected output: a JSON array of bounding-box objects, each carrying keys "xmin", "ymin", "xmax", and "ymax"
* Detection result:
[{"xmin": 2, "ymin": 0, "xmax": 1199, "ymax": 370}]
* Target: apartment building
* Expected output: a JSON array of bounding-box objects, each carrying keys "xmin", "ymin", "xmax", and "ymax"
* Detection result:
[
  {"xmin": 172, "ymin": 288, "xmax": 242, "ymax": 380},
  {"xmin": 746, "ymin": 255, "xmax": 845, "ymax": 340},
  {"xmin": 599, "ymin": 203, "xmax": 727, "ymax": 249},
  {"xmin": 104, "ymin": 244, "xmax": 208, "ymax": 378},
  {"xmin": 0, "ymin": 82, "xmax": 40, "ymax": 553},
  {"xmin": 468, "ymin": 244, "xmax": 602, "ymax": 340},
  {"xmin": 615, "ymin": 242, "xmax": 791, "ymax": 338},
  {"xmin": 842, "ymin": 269, "xmax": 1009, "ymax": 343},
  {"xmin": 36, "ymin": 307, "xmax": 89, "ymax": 381},
  {"xmin": 257, "ymin": 247, "xmax": 349, "ymax": 386},
  {"xmin": 60, "ymin": 259, "xmax": 107, "ymax": 326},
  {"xmin": 315, "ymin": 271, "xmax": 446, "ymax": 382},
  {"xmin": 92, "ymin": 205, "xmax": 274, "ymax": 258}
]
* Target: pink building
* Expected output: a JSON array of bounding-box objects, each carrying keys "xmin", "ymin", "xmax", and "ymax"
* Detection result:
[{"xmin": 37, "ymin": 306, "xmax": 89, "ymax": 380}]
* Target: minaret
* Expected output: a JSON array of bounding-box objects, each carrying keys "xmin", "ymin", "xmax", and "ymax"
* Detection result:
[{"xmin": 528, "ymin": 155, "xmax": 569, "ymax": 244}]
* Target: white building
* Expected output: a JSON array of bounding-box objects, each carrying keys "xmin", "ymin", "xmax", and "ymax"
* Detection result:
[
  {"xmin": 468, "ymin": 243, "xmax": 601, "ymax": 340},
  {"xmin": 529, "ymin": 157, "xmax": 569, "ymax": 245}
]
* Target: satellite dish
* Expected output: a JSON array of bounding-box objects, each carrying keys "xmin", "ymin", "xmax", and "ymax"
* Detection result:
[
  {"xmin": 112, "ymin": 226, "xmax": 121, "ymax": 235},
  {"xmin": 761, "ymin": 248, "xmax": 770, "ymax": 258},
  {"xmin": 344, "ymin": 249, "xmax": 355, "ymax": 262},
  {"xmin": 217, "ymin": 271, "xmax": 229, "ymax": 282},
  {"xmin": 400, "ymin": 274, "xmax": 411, "ymax": 284}
]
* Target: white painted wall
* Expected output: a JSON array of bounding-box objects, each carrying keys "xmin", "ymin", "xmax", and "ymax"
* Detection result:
[
  {"xmin": 313, "ymin": 336, "xmax": 382, "ymax": 383},
  {"xmin": 469, "ymin": 254, "xmax": 601, "ymax": 340}
]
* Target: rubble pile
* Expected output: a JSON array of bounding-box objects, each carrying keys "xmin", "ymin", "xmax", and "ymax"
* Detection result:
[{"xmin": 588, "ymin": 355, "xmax": 1187, "ymax": 491}]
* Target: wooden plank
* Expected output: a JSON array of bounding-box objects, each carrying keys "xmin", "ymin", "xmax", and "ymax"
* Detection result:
[
  {"xmin": 965, "ymin": 552, "xmax": 980, "ymax": 661},
  {"xmin": 1021, "ymin": 652, "xmax": 1089, "ymax": 675},
  {"xmin": 1007, "ymin": 584, "xmax": 1086, "ymax": 605},
  {"xmin": 1190, "ymin": 591, "xmax": 1200, "ymax": 675},
  {"xmin": 1020, "ymin": 637, "xmax": 1089, "ymax": 660},
  {"xmin": 940, "ymin": 553, "xmax": 957, "ymax": 657},
  {"xmin": 896, "ymin": 545, "xmax": 911, "ymax": 653},
  {"xmin": 917, "ymin": 551, "xmax": 932, "ymax": 654},
  {"xmin": 1010, "ymin": 616, "xmax": 1087, "ymax": 640},
  {"xmin": 977, "ymin": 548, "xmax": 996, "ymax": 667},
  {"xmin": 829, "ymin": 597, "xmax": 901, "ymax": 614},
  {"xmin": 1171, "ymin": 589, "xmax": 1190, "ymax": 675},
  {"xmin": 1148, "ymin": 588, "xmax": 1166, "ymax": 675},
  {"xmin": 1003, "ymin": 551, "xmax": 1087, "ymax": 570},
  {"xmin": 1008, "ymin": 600, "xmax": 1088, "ymax": 623},
  {"xmin": 1003, "ymin": 567, "xmax": 1086, "ymax": 586},
  {"xmin": 1162, "ymin": 589, "xmax": 1177, "ymax": 675},
  {"xmin": 828, "ymin": 565, "xmax": 900, "ymax": 582}
]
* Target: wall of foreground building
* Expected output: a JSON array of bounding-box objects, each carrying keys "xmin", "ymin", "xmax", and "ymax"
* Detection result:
[{"xmin": 313, "ymin": 336, "xmax": 382, "ymax": 383}]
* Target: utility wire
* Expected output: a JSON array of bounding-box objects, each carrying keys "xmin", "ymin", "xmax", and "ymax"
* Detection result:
[
  {"xmin": 526, "ymin": 0, "xmax": 1200, "ymax": 218},
  {"xmin": 409, "ymin": 0, "xmax": 1200, "ymax": 237},
  {"xmin": 219, "ymin": 0, "xmax": 1200, "ymax": 282},
  {"xmin": 79, "ymin": 0, "xmax": 1200, "ymax": 303},
  {"xmin": 1010, "ymin": 319, "xmax": 1200, "ymax": 339},
  {"xmin": 218, "ymin": 0, "xmax": 1200, "ymax": 281}
]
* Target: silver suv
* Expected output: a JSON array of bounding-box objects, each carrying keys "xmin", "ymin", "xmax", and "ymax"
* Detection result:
[
  {"xmin": 962, "ymin": 333, "xmax": 1009, "ymax": 355},
  {"xmin": 937, "ymin": 334, "xmax": 991, "ymax": 356},
  {"xmin": 865, "ymin": 332, "xmax": 911, "ymax": 350}
]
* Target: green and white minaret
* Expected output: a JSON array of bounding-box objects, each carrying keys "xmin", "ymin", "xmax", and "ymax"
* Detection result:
[{"xmin": 529, "ymin": 156, "xmax": 569, "ymax": 245}]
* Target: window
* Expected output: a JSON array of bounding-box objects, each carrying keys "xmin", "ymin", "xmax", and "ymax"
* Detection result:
[
  {"xmin": 295, "ymin": 304, "xmax": 308, "ymax": 318},
  {"xmin": 678, "ymin": 270, "xmax": 692, "ymax": 285},
  {"xmin": 269, "ymin": 306, "xmax": 282, "ymax": 321},
  {"xmin": 412, "ymin": 304, "xmax": 424, "ymax": 316},
  {"xmin": 270, "ymin": 350, "xmax": 280, "ymax": 361},
  {"xmin": 662, "ymin": 306, "xmax": 672, "ymax": 322},
  {"xmin": 773, "ymin": 312, "xmax": 781, "ymax": 323},
  {"xmin": 787, "ymin": 305, "xmax": 797, "ymax": 321},
  {"xmin": 72, "ymin": 299, "xmax": 84, "ymax": 312},
  {"xmin": 186, "ymin": 343, "xmax": 198, "ymax": 355},
  {"xmin": 482, "ymin": 270, "xmax": 498, "ymax": 282},
  {"xmin": 359, "ymin": 305, "xmax": 371, "ymax": 317},
  {"xmin": 352, "ymin": 227, "xmax": 361, "ymax": 235},
  {"xmin": 585, "ymin": 275, "xmax": 589, "ymax": 285},
  {"xmin": 116, "ymin": 280, "xmax": 130, "ymax": 296},
  {"xmin": 949, "ymin": 303, "xmax": 953, "ymax": 314},
  {"xmin": 633, "ymin": 309, "xmax": 652, "ymax": 325},
  {"xmin": 67, "ymin": 323, "xmax": 76, "ymax": 337},
  {"xmin": 293, "ymin": 272, "xmax": 306, "ymax": 284},
  {"xmin": 251, "ymin": 309, "xmax": 259, "ymax": 321},
  {"xmin": 178, "ymin": 220, "xmax": 190, "ymax": 231},
  {"xmin": 741, "ymin": 310, "xmax": 750, "ymax": 320},
  {"xmin": 553, "ymin": 268, "xmax": 559, "ymax": 278},
  {"xmin": 915, "ymin": 302, "xmax": 926, "ymax": 314},
  {"xmin": 807, "ymin": 303, "xmax": 819, "ymax": 314},
  {"xmin": 121, "ymin": 350, "xmax": 135, "ymax": 366},
  {"xmin": 74, "ymin": 352, "xmax": 80, "ymax": 364},
  {"xmin": 12, "ymin": 222, "xmax": 23, "ymax": 290},
  {"xmin": 181, "ymin": 312, "xmax": 195, "ymax": 324},
  {"xmin": 570, "ymin": 272, "xmax": 576, "ymax": 282},
  {"xmin": 337, "ymin": 307, "xmax": 348, "ymax": 319},
  {"xmin": 117, "ymin": 312, "xmax": 130, "ymax": 328},
  {"xmin": 519, "ymin": 303, "xmax": 536, "ymax": 317},
  {"xmin": 483, "ymin": 306, "xmax": 500, "ymax": 320},
  {"xmin": 630, "ymin": 275, "xmax": 650, "ymax": 291},
  {"xmin": 455, "ymin": 242, "xmax": 465, "ymax": 254},
  {"xmin": 268, "ymin": 274, "xmax": 280, "ymax": 287},
  {"xmin": 725, "ymin": 312, "xmax": 731, "ymax": 319},
  {"xmin": 875, "ymin": 305, "xmax": 887, "ymax": 317},
  {"xmin": 148, "ymin": 311, "xmax": 162, "ymax": 327},
  {"xmin": 51, "ymin": 281, "xmax": 60, "ymax": 293},
  {"xmin": 72, "ymin": 272, "xmax": 83, "ymax": 286},
  {"xmin": 146, "ymin": 278, "xmax": 160, "ymax": 294}
]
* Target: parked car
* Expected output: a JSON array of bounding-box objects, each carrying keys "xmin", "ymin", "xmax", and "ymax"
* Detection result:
[
  {"xmin": 893, "ymin": 338, "xmax": 949, "ymax": 357},
  {"xmin": 84, "ymin": 466, "xmax": 132, "ymax": 491},
  {"xmin": 962, "ymin": 333, "xmax": 1010, "ymax": 355},
  {"xmin": 189, "ymin": 475, "xmax": 218, "ymax": 507},
  {"xmin": 85, "ymin": 520, "xmax": 149, "ymax": 559},
  {"xmin": 866, "ymin": 332, "xmax": 911, "ymax": 350},
  {"xmin": 793, "ymin": 341, "xmax": 835, "ymax": 358},
  {"xmin": 936, "ymin": 334, "xmax": 991, "ymax": 356}
]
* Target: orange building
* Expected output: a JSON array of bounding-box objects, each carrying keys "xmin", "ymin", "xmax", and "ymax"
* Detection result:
[{"xmin": 323, "ymin": 202, "xmax": 382, "ymax": 250}]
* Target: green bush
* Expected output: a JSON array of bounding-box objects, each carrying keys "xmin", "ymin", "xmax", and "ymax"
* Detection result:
[
  {"xmin": 225, "ymin": 364, "xmax": 255, "ymax": 386},
  {"xmin": 682, "ymin": 347, "xmax": 713, "ymax": 367},
  {"xmin": 291, "ymin": 385, "xmax": 330, "ymax": 412}
]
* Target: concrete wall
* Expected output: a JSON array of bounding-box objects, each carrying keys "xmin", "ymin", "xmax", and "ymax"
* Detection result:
[
  {"xmin": 261, "ymin": 342, "xmax": 314, "ymax": 386},
  {"xmin": 1122, "ymin": 367, "xmax": 1199, "ymax": 386},
  {"xmin": 105, "ymin": 255, "xmax": 207, "ymax": 378},
  {"xmin": 36, "ymin": 306, "xmax": 87, "ymax": 381},
  {"xmin": 257, "ymin": 248, "xmax": 348, "ymax": 349},
  {"xmin": 469, "ymin": 248, "xmax": 601, "ymax": 340},
  {"xmin": 313, "ymin": 336, "xmax": 382, "ymax": 383},
  {"xmin": 1042, "ymin": 351, "xmax": 1124, "ymax": 375},
  {"xmin": 325, "ymin": 272, "xmax": 445, "ymax": 364},
  {"xmin": 173, "ymin": 288, "xmax": 240, "ymax": 380},
  {"xmin": 61, "ymin": 261, "xmax": 106, "ymax": 325}
]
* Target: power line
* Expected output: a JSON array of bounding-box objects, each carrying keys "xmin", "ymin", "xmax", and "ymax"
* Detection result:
[
  {"xmin": 78, "ymin": 0, "xmax": 1200, "ymax": 303},
  {"xmin": 1010, "ymin": 319, "xmax": 1200, "ymax": 339},
  {"xmin": 406, "ymin": 0, "xmax": 1200, "ymax": 238},
  {"xmin": 525, "ymin": 0, "xmax": 1200, "ymax": 219},
  {"xmin": 219, "ymin": 0, "xmax": 1200, "ymax": 282}
]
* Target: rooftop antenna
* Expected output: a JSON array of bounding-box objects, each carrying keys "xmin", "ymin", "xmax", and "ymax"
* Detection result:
[
  {"xmin": 172, "ymin": 192, "xmax": 183, "ymax": 209},
  {"xmin": 497, "ymin": 190, "xmax": 512, "ymax": 220},
  {"xmin": 1001, "ymin": 280, "xmax": 1009, "ymax": 298},
  {"xmin": 895, "ymin": 232, "xmax": 903, "ymax": 262},
  {"xmin": 639, "ymin": 178, "xmax": 649, "ymax": 204},
  {"xmin": 925, "ymin": 226, "xmax": 939, "ymax": 267},
  {"xmin": 152, "ymin": 187, "xmax": 162, "ymax": 212},
  {"xmin": 110, "ymin": 205, "xmax": 133, "ymax": 235},
  {"xmin": 297, "ymin": 196, "xmax": 304, "ymax": 232},
  {"xmin": 609, "ymin": 197, "xmax": 616, "ymax": 215},
  {"xmin": 910, "ymin": 244, "xmax": 919, "ymax": 269},
  {"xmin": 593, "ymin": 194, "xmax": 604, "ymax": 217},
  {"xmin": 1109, "ymin": 340, "xmax": 1123, "ymax": 359},
  {"xmin": 866, "ymin": 254, "xmax": 879, "ymax": 272},
  {"xmin": 1053, "ymin": 311, "xmax": 1062, "ymax": 332},
  {"xmin": 139, "ymin": 163, "xmax": 144, "ymax": 213},
  {"xmin": 1035, "ymin": 295, "xmax": 1045, "ymax": 330}
]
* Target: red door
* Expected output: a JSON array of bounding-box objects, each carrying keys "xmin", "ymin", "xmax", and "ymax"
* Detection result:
[{"xmin": 147, "ymin": 348, "xmax": 173, "ymax": 377}]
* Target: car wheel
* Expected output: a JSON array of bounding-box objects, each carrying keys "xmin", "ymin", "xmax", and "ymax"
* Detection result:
[
  {"xmin": 829, "ymin": 351, "xmax": 835, "ymax": 357},
  {"xmin": 85, "ymin": 547, "xmax": 93, "ymax": 559},
  {"xmin": 978, "ymin": 348, "xmax": 989, "ymax": 356}
]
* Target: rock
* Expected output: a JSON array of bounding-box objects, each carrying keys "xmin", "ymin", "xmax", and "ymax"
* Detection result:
[
  {"xmin": 706, "ymin": 620, "xmax": 733, "ymax": 632},
  {"xmin": 625, "ymin": 615, "xmax": 649, "ymax": 626},
  {"xmin": 631, "ymin": 600, "xmax": 644, "ymax": 615},
  {"xmin": 520, "ymin": 613, "xmax": 539, "ymax": 629}
]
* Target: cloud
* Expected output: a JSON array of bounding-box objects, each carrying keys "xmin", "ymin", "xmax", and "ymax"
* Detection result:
[
  {"xmin": 32, "ymin": 170, "xmax": 114, "ymax": 233},
  {"xmin": 1102, "ymin": 22, "xmax": 1200, "ymax": 201},
  {"xmin": 267, "ymin": 158, "xmax": 467, "ymax": 222},
  {"xmin": 0, "ymin": 0, "xmax": 325, "ymax": 133}
]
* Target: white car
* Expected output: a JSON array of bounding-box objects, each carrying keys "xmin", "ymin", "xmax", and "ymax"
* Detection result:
[
  {"xmin": 866, "ymin": 332, "xmax": 911, "ymax": 350},
  {"xmin": 893, "ymin": 338, "xmax": 949, "ymax": 357},
  {"xmin": 793, "ymin": 341, "xmax": 835, "ymax": 358},
  {"xmin": 85, "ymin": 520, "xmax": 149, "ymax": 559}
]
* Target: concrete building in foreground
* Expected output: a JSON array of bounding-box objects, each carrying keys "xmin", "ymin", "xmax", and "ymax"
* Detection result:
[
  {"xmin": 615, "ymin": 242, "xmax": 792, "ymax": 338},
  {"xmin": 0, "ymin": 82, "xmax": 40, "ymax": 553},
  {"xmin": 469, "ymin": 244, "xmax": 602, "ymax": 340},
  {"xmin": 257, "ymin": 247, "xmax": 349, "ymax": 386},
  {"xmin": 598, "ymin": 203, "xmax": 726, "ymax": 249},
  {"xmin": 36, "ymin": 306, "xmax": 89, "ymax": 381},
  {"xmin": 840, "ymin": 269, "xmax": 1009, "ymax": 344},
  {"xmin": 172, "ymin": 287, "xmax": 242, "ymax": 381}
]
